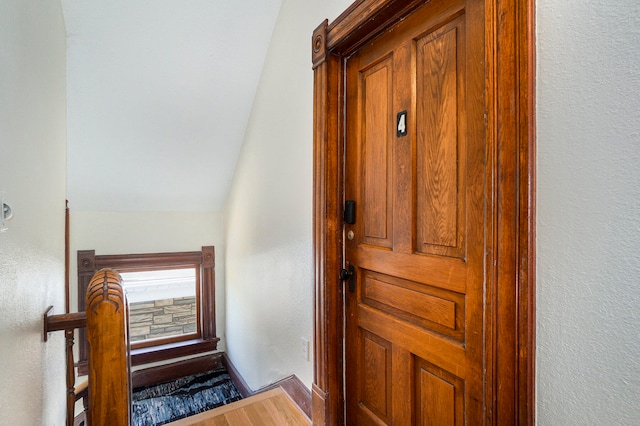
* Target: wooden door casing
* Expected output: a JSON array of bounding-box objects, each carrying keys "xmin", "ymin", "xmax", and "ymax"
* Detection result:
[{"xmin": 311, "ymin": 0, "xmax": 535, "ymax": 424}]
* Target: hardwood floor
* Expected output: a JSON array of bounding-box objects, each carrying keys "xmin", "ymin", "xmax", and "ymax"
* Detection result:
[{"xmin": 166, "ymin": 387, "xmax": 311, "ymax": 426}]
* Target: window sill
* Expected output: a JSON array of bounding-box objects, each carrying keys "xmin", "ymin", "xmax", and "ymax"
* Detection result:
[
  {"xmin": 77, "ymin": 338, "xmax": 219, "ymax": 376},
  {"xmin": 130, "ymin": 338, "xmax": 219, "ymax": 366}
]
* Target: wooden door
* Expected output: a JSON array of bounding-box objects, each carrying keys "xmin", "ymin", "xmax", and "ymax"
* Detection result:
[{"xmin": 343, "ymin": 0, "xmax": 486, "ymax": 423}]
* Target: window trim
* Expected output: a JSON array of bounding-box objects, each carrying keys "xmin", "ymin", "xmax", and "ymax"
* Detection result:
[{"xmin": 77, "ymin": 247, "xmax": 218, "ymax": 374}]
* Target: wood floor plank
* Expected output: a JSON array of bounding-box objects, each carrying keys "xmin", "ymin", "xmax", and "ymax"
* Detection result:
[
  {"xmin": 264, "ymin": 399, "xmax": 291, "ymax": 424},
  {"xmin": 266, "ymin": 395, "xmax": 309, "ymax": 424},
  {"xmin": 243, "ymin": 402, "xmax": 278, "ymax": 426},
  {"xmin": 166, "ymin": 388, "xmax": 310, "ymax": 426},
  {"xmin": 222, "ymin": 409, "xmax": 252, "ymax": 425}
]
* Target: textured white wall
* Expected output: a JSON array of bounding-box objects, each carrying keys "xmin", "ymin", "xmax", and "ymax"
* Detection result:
[
  {"xmin": 223, "ymin": 0, "xmax": 353, "ymax": 390},
  {"xmin": 69, "ymin": 210, "xmax": 227, "ymax": 351},
  {"xmin": 64, "ymin": 0, "xmax": 282, "ymax": 212},
  {"xmin": 0, "ymin": 1, "xmax": 68, "ymax": 424},
  {"xmin": 536, "ymin": 1, "xmax": 640, "ymax": 424}
]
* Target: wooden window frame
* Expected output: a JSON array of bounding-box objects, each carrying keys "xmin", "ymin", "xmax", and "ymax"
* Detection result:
[
  {"xmin": 122, "ymin": 265, "xmax": 201, "ymax": 350},
  {"xmin": 76, "ymin": 246, "xmax": 219, "ymax": 374}
]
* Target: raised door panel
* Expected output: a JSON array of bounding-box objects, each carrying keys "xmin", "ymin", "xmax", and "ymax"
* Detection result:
[
  {"xmin": 415, "ymin": 358, "xmax": 464, "ymax": 426},
  {"xmin": 416, "ymin": 16, "xmax": 466, "ymax": 259},
  {"xmin": 361, "ymin": 57, "xmax": 395, "ymax": 248},
  {"xmin": 356, "ymin": 330, "xmax": 392, "ymax": 424}
]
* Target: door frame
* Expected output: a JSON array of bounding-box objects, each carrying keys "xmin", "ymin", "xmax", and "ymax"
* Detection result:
[{"xmin": 311, "ymin": 0, "xmax": 535, "ymax": 424}]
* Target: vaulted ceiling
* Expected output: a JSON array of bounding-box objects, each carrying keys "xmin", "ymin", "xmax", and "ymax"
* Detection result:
[{"xmin": 63, "ymin": 0, "xmax": 283, "ymax": 212}]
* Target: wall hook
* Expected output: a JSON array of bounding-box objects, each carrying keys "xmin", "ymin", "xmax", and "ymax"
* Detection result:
[
  {"xmin": 3, "ymin": 202, "xmax": 13, "ymax": 221},
  {"xmin": 1, "ymin": 197, "xmax": 13, "ymax": 232}
]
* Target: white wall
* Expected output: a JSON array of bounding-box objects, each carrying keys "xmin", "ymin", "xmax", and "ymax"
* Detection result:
[
  {"xmin": 63, "ymin": 0, "xmax": 283, "ymax": 214},
  {"xmin": 0, "ymin": 1, "xmax": 68, "ymax": 424},
  {"xmin": 223, "ymin": 0, "xmax": 352, "ymax": 390},
  {"xmin": 536, "ymin": 1, "xmax": 640, "ymax": 424},
  {"xmin": 69, "ymin": 210, "xmax": 227, "ymax": 351}
]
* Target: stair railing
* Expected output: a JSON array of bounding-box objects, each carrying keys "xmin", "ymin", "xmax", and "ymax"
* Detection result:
[
  {"xmin": 46, "ymin": 268, "xmax": 131, "ymax": 426},
  {"xmin": 44, "ymin": 308, "xmax": 87, "ymax": 426},
  {"xmin": 86, "ymin": 268, "xmax": 131, "ymax": 425}
]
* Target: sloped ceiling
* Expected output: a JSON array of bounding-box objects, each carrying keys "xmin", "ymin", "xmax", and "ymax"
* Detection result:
[{"xmin": 63, "ymin": 0, "xmax": 283, "ymax": 212}]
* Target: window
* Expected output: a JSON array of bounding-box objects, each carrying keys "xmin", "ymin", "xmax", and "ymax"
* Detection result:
[
  {"xmin": 76, "ymin": 247, "xmax": 218, "ymax": 374},
  {"xmin": 121, "ymin": 267, "xmax": 199, "ymax": 348}
]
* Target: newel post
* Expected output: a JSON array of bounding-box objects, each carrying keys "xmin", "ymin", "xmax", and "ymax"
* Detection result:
[{"xmin": 86, "ymin": 268, "xmax": 131, "ymax": 426}]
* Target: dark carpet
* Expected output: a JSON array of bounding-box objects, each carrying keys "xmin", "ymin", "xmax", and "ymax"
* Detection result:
[{"xmin": 131, "ymin": 367, "xmax": 243, "ymax": 426}]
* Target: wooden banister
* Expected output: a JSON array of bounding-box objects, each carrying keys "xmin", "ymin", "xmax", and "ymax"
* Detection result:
[
  {"xmin": 44, "ymin": 308, "xmax": 86, "ymax": 426},
  {"xmin": 45, "ymin": 269, "xmax": 131, "ymax": 425},
  {"xmin": 44, "ymin": 310, "xmax": 86, "ymax": 334},
  {"xmin": 86, "ymin": 268, "xmax": 131, "ymax": 426}
]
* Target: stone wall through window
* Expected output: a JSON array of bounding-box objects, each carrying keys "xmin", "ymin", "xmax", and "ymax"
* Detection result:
[{"xmin": 129, "ymin": 296, "xmax": 197, "ymax": 342}]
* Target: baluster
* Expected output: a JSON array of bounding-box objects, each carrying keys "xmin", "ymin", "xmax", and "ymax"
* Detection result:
[{"xmin": 65, "ymin": 329, "xmax": 76, "ymax": 426}]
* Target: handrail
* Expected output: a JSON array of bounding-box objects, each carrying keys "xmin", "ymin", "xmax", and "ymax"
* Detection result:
[
  {"xmin": 86, "ymin": 268, "xmax": 131, "ymax": 426},
  {"xmin": 44, "ymin": 308, "xmax": 86, "ymax": 426},
  {"xmin": 44, "ymin": 309, "xmax": 86, "ymax": 334},
  {"xmin": 44, "ymin": 268, "xmax": 131, "ymax": 426}
]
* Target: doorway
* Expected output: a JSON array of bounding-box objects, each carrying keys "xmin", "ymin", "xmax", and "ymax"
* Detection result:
[
  {"xmin": 343, "ymin": 0, "xmax": 486, "ymax": 423},
  {"xmin": 311, "ymin": 0, "xmax": 535, "ymax": 424}
]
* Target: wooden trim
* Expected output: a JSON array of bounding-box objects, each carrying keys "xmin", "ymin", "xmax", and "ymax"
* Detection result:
[
  {"xmin": 222, "ymin": 353, "xmax": 312, "ymax": 419},
  {"xmin": 80, "ymin": 338, "xmax": 218, "ymax": 376},
  {"xmin": 130, "ymin": 331, "xmax": 201, "ymax": 351},
  {"xmin": 221, "ymin": 353, "xmax": 252, "ymax": 398},
  {"xmin": 76, "ymin": 247, "xmax": 218, "ymax": 374},
  {"xmin": 521, "ymin": 0, "xmax": 536, "ymax": 421},
  {"xmin": 326, "ymin": 0, "xmax": 425, "ymax": 55},
  {"xmin": 256, "ymin": 375, "xmax": 312, "ymax": 420},
  {"xmin": 488, "ymin": 0, "xmax": 536, "ymax": 423},
  {"xmin": 130, "ymin": 338, "xmax": 219, "ymax": 366},
  {"xmin": 131, "ymin": 353, "xmax": 224, "ymax": 389},
  {"xmin": 94, "ymin": 251, "xmax": 203, "ymax": 270},
  {"xmin": 311, "ymin": 0, "xmax": 536, "ymax": 423},
  {"xmin": 201, "ymin": 246, "xmax": 216, "ymax": 341},
  {"xmin": 311, "ymin": 38, "xmax": 344, "ymax": 426}
]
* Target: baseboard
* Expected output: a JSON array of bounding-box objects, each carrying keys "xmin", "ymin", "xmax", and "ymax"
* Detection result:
[
  {"xmin": 221, "ymin": 353, "xmax": 253, "ymax": 397},
  {"xmin": 257, "ymin": 375, "xmax": 312, "ymax": 419},
  {"xmin": 222, "ymin": 353, "xmax": 312, "ymax": 419},
  {"xmin": 131, "ymin": 352, "xmax": 224, "ymax": 389}
]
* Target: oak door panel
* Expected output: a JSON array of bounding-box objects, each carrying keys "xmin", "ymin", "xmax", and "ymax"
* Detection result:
[
  {"xmin": 345, "ymin": 0, "xmax": 485, "ymax": 423},
  {"xmin": 360, "ymin": 57, "xmax": 395, "ymax": 248},
  {"xmin": 416, "ymin": 15, "xmax": 466, "ymax": 259},
  {"xmin": 357, "ymin": 330, "xmax": 393, "ymax": 424},
  {"xmin": 415, "ymin": 357, "xmax": 465, "ymax": 426}
]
